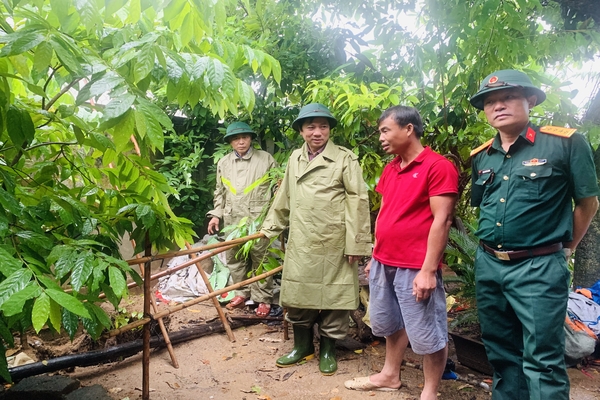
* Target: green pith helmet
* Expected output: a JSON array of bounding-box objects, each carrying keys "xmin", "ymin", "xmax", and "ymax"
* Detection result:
[
  {"xmin": 470, "ymin": 69, "xmax": 546, "ymax": 110},
  {"xmin": 223, "ymin": 122, "xmax": 255, "ymax": 142},
  {"xmin": 292, "ymin": 103, "xmax": 338, "ymax": 131}
]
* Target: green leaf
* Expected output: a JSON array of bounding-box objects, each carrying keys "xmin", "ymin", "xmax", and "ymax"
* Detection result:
[
  {"xmin": 15, "ymin": 231, "xmax": 54, "ymax": 250},
  {"xmin": 48, "ymin": 297, "xmax": 62, "ymax": 332},
  {"xmin": 33, "ymin": 41, "xmax": 53, "ymax": 76},
  {"xmin": 0, "ymin": 247, "xmax": 22, "ymax": 277},
  {"xmin": 136, "ymin": 101, "xmax": 164, "ymax": 151},
  {"xmin": 207, "ymin": 58, "xmax": 225, "ymax": 89},
  {"xmin": 88, "ymin": 73, "xmax": 125, "ymax": 98},
  {"xmin": 238, "ymin": 81, "xmax": 254, "ymax": 111},
  {"xmin": 136, "ymin": 204, "xmax": 156, "ymax": 228},
  {"xmin": 36, "ymin": 275, "xmax": 64, "ymax": 292},
  {"xmin": 0, "ymin": 269, "xmax": 33, "ymax": 309},
  {"xmin": 6, "ymin": 106, "xmax": 34, "ymax": 148},
  {"xmin": 2, "ymin": 283, "xmax": 41, "ymax": 317},
  {"xmin": 89, "ymin": 132, "xmax": 115, "ymax": 151},
  {"xmin": 62, "ymin": 307, "xmax": 79, "ymax": 340},
  {"xmin": 0, "ymin": 187, "xmax": 21, "ymax": 216},
  {"xmin": 134, "ymin": 44, "xmax": 155, "ymax": 83},
  {"xmin": 50, "ymin": 36, "xmax": 84, "ymax": 75},
  {"xmin": 82, "ymin": 314, "xmax": 102, "ymax": 340},
  {"xmin": 86, "ymin": 302, "xmax": 111, "ymax": 329},
  {"xmin": 0, "ymin": 342, "xmax": 10, "ymax": 383},
  {"xmin": 108, "ymin": 266, "xmax": 127, "ymax": 297},
  {"xmin": 103, "ymin": 93, "xmax": 136, "ymax": 120},
  {"xmin": 221, "ymin": 176, "xmax": 236, "ymax": 195},
  {"xmin": 70, "ymin": 251, "xmax": 93, "ymax": 292},
  {"xmin": 0, "ymin": 318, "xmax": 14, "ymax": 347},
  {"xmin": 100, "ymin": 282, "xmax": 119, "ymax": 309},
  {"xmin": 0, "ymin": 31, "xmax": 46, "ymax": 57},
  {"xmin": 46, "ymin": 289, "xmax": 92, "ymax": 319},
  {"xmin": 32, "ymin": 292, "xmax": 51, "ymax": 333}
]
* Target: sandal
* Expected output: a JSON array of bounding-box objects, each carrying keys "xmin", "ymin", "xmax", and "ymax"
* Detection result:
[
  {"xmin": 226, "ymin": 295, "xmax": 247, "ymax": 310},
  {"xmin": 255, "ymin": 303, "xmax": 271, "ymax": 317}
]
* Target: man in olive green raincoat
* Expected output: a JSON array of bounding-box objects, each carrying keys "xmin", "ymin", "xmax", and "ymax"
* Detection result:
[
  {"xmin": 260, "ymin": 103, "xmax": 372, "ymax": 375},
  {"xmin": 207, "ymin": 122, "xmax": 277, "ymax": 317}
]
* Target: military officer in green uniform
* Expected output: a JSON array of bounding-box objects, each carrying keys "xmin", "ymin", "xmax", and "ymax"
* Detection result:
[{"xmin": 470, "ymin": 69, "xmax": 599, "ymax": 400}]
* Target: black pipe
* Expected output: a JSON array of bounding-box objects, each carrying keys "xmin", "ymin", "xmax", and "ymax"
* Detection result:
[{"xmin": 7, "ymin": 319, "xmax": 254, "ymax": 382}]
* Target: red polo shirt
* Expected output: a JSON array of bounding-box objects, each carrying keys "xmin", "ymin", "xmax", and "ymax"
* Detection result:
[{"xmin": 373, "ymin": 147, "xmax": 458, "ymax": 269}]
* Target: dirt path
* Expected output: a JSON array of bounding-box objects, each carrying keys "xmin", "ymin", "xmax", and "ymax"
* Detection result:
[{"xmin": 59, "ymin": 298, "xmax": 599, "ymax": 400}]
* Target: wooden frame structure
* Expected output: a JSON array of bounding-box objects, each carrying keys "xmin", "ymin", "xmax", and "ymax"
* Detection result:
[{"xmin": 114, "ymin": 233, "xmax": 280, "ymax": 400}]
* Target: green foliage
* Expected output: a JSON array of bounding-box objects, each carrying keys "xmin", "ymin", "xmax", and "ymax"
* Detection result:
[
  {"xmin": 445, "ymin": 224, "xmax": 480, "ymax": 328},
  {"xmin": 299, "ymin": 0, "xmax": 600, "ymax": 225},
  {"xmin": 0, "ymin": 0, "xmax": 281, "ymax": 381}
]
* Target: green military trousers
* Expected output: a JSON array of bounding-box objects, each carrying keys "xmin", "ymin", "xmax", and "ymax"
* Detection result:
[
  {"xmin": 225, "ymin": 236, "xmax": 273, "ymax": 304},
  {"xmin": 475, "ymin": 247, "xmax": 570, "ymax": 400},
  {"xmin": 286, "ymin": 308, "xmax": 349, "ymax": 340}
]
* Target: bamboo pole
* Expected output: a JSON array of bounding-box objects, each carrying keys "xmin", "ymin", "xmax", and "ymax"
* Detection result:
[
  {"xmin": 107, "ymin": 266, "xmax": 282, "ymax": 337},
  {"xmin": 135, "ymin": 249, "xmax": 179, "ymax": 368},
  {"xmin": 142, "ymin": 234, "xmax": 151, "ymax": 400},
  {"xmin": 126, "ymin": 233, "xmax": 264, "ymax": 266},
  {"xmin": 185, "ymin": 242, "xmax": 236, "ymax": 342}
]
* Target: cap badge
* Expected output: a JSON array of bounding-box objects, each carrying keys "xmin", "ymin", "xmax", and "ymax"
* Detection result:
[
  {"xmin": 488, "ymin": 76, "xmax": 499, "ymax": 84},
  {"xmin": 522, "ymin": 158, "xmax": 547, "ymax": 167}
]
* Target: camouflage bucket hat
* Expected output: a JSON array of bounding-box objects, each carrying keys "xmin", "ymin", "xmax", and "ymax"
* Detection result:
[
  {"xmin": 470, "ymin": 69, "xmax": 546, "ymax": 110},
  {"xmin": 223, "ymin": 122, "xmax": 256, "ymax": 142},
  {"xmin": 292, "ymin": 103, "xmax": 337, "ymax": 131}
]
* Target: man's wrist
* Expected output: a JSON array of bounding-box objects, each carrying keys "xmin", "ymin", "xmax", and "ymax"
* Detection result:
[{"xmin": 563, "ymin": 247, "xmax": 573, "ymax": 258}]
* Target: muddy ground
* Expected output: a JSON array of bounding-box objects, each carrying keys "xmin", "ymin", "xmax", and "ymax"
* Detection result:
[{"xmin": 16, "ymin": 289, "xmax": 600, "ymax": 400}]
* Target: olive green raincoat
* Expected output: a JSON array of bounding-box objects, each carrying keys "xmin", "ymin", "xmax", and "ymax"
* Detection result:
[
  {"xmin": 207, "ymin": 149, "xmax": 277, "ymax": 226},
  {"xmin": 261, "ymin": 140, "xmax": 372, "ymax": 310}
]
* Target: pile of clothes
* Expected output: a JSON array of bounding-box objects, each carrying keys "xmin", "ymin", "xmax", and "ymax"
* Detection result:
[{"xmin": 565, "ymin": 280, "xmax": 600, "ymax": 366}]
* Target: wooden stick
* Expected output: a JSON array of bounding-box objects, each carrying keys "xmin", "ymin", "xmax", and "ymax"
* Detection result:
[
  {"xmin": 107, "ymin": 266, "xmax": 283, "ymax": 337},
  {"xmin": 186, "ymin": 242, "xmax": 236, "ymax": 342},
  {"xmin": 135, "ymin": 249, "xmax": 179, "ymax": 368},
  {"xmin": 142, "ymin": 234, "xmax": 151, "ymax": 400},
  {"xmin": 126, "ymin": 233, "xmax": 264, "ymax": 265}
]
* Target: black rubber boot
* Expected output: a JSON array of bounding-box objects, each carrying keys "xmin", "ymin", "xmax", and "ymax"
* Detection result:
[
  {"xmin": 319, "ymin": 336, "xmax": 337, "ymax": 375},
  {"xmin": 276, "ymin": 325, "xmax": 315, "ymax": 367}
]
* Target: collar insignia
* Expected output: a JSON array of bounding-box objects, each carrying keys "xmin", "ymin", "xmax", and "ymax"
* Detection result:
[{"xmin": 522, "ymin": 158, "xmax": 547, "ymax": 167}]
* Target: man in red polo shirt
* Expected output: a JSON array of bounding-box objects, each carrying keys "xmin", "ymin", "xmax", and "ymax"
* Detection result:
[{"xmin": 345, "ymin": 106, "xmax": 458, "ymax": 399}]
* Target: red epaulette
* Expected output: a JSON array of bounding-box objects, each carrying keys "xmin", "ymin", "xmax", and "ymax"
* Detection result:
[
  {"xmin": 540, "ymin": 126, "xmax": 577, "ymax": 138},
  {"xmin": 470, "ymin": 138, "xmax": 494, "ymax": 157}
]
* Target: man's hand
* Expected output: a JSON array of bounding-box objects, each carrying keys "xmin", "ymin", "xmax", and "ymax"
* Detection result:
[
  {"xmin": 412, "ymin": 269, "xmax": 437, "ymax": 302},
  {"xmin": 347, "ymin": 255, "xmax": 361, "ymax": 264},
  {"xmin": 207, "ymin": 217, "xmax": 220, "ymax": 235},
  {"xmin": 364, "ymin": 258, "xmax": 373, "ymax": 279}
]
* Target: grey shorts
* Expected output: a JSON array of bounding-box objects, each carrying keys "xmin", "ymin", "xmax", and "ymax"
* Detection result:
[{"xmin": 368, "ymin": 258, "xmax": 448, "ymax": 355}]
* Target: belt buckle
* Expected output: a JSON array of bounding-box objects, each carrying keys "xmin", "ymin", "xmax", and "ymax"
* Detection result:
[{"xmin": 494, "ymin": 250, "xmax": 511, "ymax": 261}]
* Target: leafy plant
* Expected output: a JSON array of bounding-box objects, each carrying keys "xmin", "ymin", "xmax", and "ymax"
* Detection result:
[
  {"xmin": 0, "ymin": 0, "xmax": 281, "ymax": 382},
  {"xmin": 445, "ymin": 224, "xmax": 479, "ymax": 329}
]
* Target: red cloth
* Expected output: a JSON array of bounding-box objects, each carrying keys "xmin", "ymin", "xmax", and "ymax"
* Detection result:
[{"xmin": 373, "ymin": 147, "xmax": 458, "ymax": 269}]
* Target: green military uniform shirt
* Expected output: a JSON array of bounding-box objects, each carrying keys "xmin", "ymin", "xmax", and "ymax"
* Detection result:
[{"xmin": 471, "ymin": 123, "xmax": 599, "ymax": 249}]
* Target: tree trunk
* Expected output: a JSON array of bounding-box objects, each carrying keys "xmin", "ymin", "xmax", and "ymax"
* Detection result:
[{"xmin": 573, "ymin": 89, "xmax": 600, "ymax": 289}]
